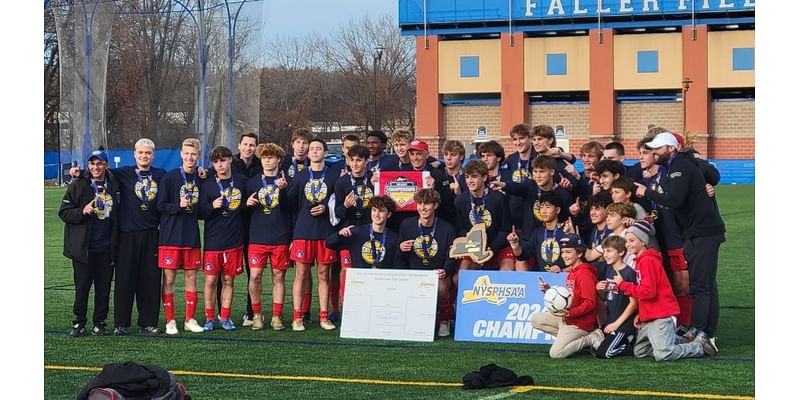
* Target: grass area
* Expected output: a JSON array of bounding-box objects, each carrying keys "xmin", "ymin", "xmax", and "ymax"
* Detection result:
[{"xmin": 43, "ymin": 186, "xmax": 755, "ymax": 399}]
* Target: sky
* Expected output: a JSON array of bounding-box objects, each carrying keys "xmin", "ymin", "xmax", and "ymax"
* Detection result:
[{"xmin": 260, "ymin": 0, "xmax": 397, "ymax": 40}]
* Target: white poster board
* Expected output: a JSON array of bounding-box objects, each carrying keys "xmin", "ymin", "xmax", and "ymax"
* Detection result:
[{"xmin": 340, "ymin": 269, "xmax": 438, "ymax": 342}]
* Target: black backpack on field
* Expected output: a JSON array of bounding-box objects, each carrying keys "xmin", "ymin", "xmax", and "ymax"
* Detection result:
[{"xmin": 77, "ymin": 362, "xmax": 190, "ymax": 400}]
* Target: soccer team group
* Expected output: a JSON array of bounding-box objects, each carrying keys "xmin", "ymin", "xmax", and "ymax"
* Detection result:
[{"xmin": 58, "ymin": 123, "xmax": 726, "ymax": 362}]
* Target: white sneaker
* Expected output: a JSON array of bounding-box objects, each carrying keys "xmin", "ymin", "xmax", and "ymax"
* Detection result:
[
  {"xmin": 242, "ymin": 315, "xmax": 254, "ymax": 327},
  {"xmin": 165, "ymin": 320, "xmax": 178, "ymax": 335},
  {"xmin": 183, "ymin": 318, "xmax": 204, "ymax": 333},
  {"xmin": 438, "ymin": 320, "xmax": 451, "ymax": 337}
]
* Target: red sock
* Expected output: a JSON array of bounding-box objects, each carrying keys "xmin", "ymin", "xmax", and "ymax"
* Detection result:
[
  {"xmin": 221, "ymin": 307, "xmax": 231, "ymax": 321},
  {"xmin": 302, "ymin": 293, "xmax": 312, "ymax": 313},
  {"xmin": 676, "ymin": 294, "xmax": 693, "ymax": 327},
  {"xmin": 205, "ymin": 308, "xmax": 215, "ymax": 321},
  {"xmin": 252, "ymin": 302, "xmax": 262, "ymax": 315},
  {"xmin": 293, "ymin": 309, "xmax": 303, "ymax": 321},
  {"xmin": 273, "ymin": 303, "xmax": 283, "ymax": 318},
  {"xmin": 185, "ymin": 291, "xmax": 198, "ymax": 322},
  {"xmin": 340, "ymin": 268, "xmax": 348, "ymax": 303},
  {"xmin": 437, "ymin": 298, "xmax": 451, "ymax": 323},
  {"xmin": 330, "ymin": 284, "xmax": 340, "ymax": 313},
  {"xmin": 162, "ymin": 294, "xmax": 175, "ymax": 322},
  {"xmin": 319, "ymin": 310, "xmax": 329, "ymax": 321}
]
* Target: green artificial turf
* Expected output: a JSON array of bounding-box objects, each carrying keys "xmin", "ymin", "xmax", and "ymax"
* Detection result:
[{"xmin": 43, "ymin": 186, "xmax": 755, "ymax": 399}]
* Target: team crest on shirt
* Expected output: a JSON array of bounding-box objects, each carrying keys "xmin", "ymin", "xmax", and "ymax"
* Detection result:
[
  {"xmin": 354, "ymin": 185, "xmax": 375, "ymax": 203},
  {"xmin": 304, "ymin": 179, "xmax": 328, "ymax": 203},
  {"xmin": 258, "ymin": 185, "xmax": 280, "ymax": 209},
  {"xmin": 413, "ymin": 236, "xmax": 439, "ymax": 259},
  {"xmin": 296, "ymin": 250, "xmax": 305, "ymax": 258},
  {"xmin": 342, "ymin": 255, "xmax": 351, "ymax": 264},
  {"xmin": 468, "ymin": 209, "xmax": 493, "ymax": 228},
  {"xmin": 93, "ymin": 192, "xmax": 114, "ymax": 220},
  {"xmin": 179, "ymin": 183, "xmax": 200, "ymax": 205},
  {"xmin": 222, "ymin": 187, "xmax": 243, "ymax": 210},
  {"xmin": 361, "ymin": 241, "xmax": 386, "ymax": 265},
  {"xmin": 204, "ymin": 263, "xmax": 213, "ymax": 271},
  {"xmin": 134, "ymin": 179, "xmax": 158, "ymax": 202},
  {"xmin": 164, "ymin": 257, "xmax": 174, "ymax": 265},
  {"xmin": 512, "ymin": 169, "xmax": 530, "ymax": 183},
  {"xmin": 250, "ymin": 257, "xmax": 258, "ymax": 265}
]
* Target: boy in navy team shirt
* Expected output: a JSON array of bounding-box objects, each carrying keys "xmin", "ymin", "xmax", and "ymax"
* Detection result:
[
  {"xmin": 156, "ymin": 138, "xmax": 205, "ymax": 335},
  {"xmin": 245, "ymin": 143, "xmax": 292, "ymax": 331},
  {"xmin": 285, "ymin": 138, "xmax": 339, "ymax": 332},
  {"xmin": 398, "ymin": 189, "xmax": 459, "ymax": 337},
  {"xmin": 593, "ymin": 235, "xmax": 638, "ymax": 358},
  {"xmin": 326, "ymin": 196, "xmax": 402, "ymax": 269},
  {"xmin": 334, "ymin": 144, "xmax": 374, "ymax": 227},
  {"xmin": 454, "ymin": 160, "xmax": 512, "ymax": 276},
  {"xmin": 509, "ymin": 191, "xmax": 569, "ymax": 272},
  {"xmin": 198, "ymin": 146, "xmax": 248, "ymax": 332}
]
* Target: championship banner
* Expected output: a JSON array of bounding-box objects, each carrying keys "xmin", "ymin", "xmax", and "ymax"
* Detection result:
[
  {"xmin": 454, "ymin": 270, "xmax": 566, "ymax": 344},
  {"xmin": 375, "ymin": 171, "xmax": 431, "ymax": 212},
  {"xmin": 340, "ymin": 268, "xmax": 439, "ymax": 342}
]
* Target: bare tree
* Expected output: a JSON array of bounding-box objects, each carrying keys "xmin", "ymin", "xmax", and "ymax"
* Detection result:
[
  {"xmin": 322, "ymin": 14, "xmax": 416, "ymax": 133},
  {"xmin": 45, "ymin": 9, "xmax": 60, "ymax": 150}
]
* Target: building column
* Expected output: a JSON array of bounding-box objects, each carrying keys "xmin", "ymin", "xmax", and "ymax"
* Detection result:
[
  {"xmin": 589, "ymin": 29, "xmax": 616, "ymax": 140},
  {"xmin": 415, "ymin": 35, "xmax": 445, "ymax": 156},
  {"xmin": 682, "ymin": 25, "xmax": 710, "ymax": 155},
  {"xmin": 500, "ymin": 32, "xmax": 527, "ymax": 136}
]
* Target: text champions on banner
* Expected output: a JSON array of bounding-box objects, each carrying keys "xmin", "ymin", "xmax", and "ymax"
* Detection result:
[{"xmin": 454, "ymin": 270, "xmax": 566, "ymax": 344}]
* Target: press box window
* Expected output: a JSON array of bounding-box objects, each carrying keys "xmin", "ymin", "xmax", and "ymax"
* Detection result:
[
  {"xmin": 637, "ymin": 50, "xmax": 659, "ymax": 73},
  {"xmin": 460, "ymin": 56, "xmax": 480, "ymax": 78}
]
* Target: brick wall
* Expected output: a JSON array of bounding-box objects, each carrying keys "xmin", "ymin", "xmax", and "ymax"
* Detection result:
[
  {"xmin": 528, "ymin": 103, "xmax": 590, "ymax": 136},
  {"xmin": 711, "ymin": 101, "xmax": 755, "ymax": 158},
  {"xmin": 438, "ymin": 105, "xmax": 503, "ymax": 157},
  {"xmin": 618, "ymin": 102, "xmax": 683, "ymax": 139}
]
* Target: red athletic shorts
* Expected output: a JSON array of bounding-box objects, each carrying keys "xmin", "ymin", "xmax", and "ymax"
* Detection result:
[
  {"xmin": 158, "ymin": 246, "xmax": 201, "ymax": 270},
  {"xmin": 289, "ymin": 239, "xmax": 337, "ymax": 265},
  {"xmin": 667, "ymin": 248, "xmax": 688, "ymax": 271},
  {"xmin": 202, "ymin": 247, "xmax": 244, "ymax": 277},
  {"xmin": 248, "ymin": 244, "xmax": 291, "ymax": 270},
  {"xmin": 485, "ymin": 246, "xmax": 516, "ymax": 269}
]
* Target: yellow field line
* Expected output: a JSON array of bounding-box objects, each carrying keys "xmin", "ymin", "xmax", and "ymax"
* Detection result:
[{"xmin": 44, "ymin": 365, "xmax": 754, "ymax": 399}]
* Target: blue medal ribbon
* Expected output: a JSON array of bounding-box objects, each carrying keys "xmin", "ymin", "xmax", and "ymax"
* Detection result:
[
  {"xmin": 369, "ymin": 225, "xmax": 387, "ymax": 266},
  {"xmin": 136, "ymin": 168, "xmax": 151, "ymax": 204},
  {"xmin": 216, "ymin": 177, "xmax": 233, "ymax": 209},
  {"xmin": 544, "ymin": 225, "xmax": 562, "ymax": 267},
  {"xmin": 309, "ymin": 166, "xmax": 327, "ymax": 203},
  {"xmin": 418, "ymin": 218, "xmax": 437, "ymax": 265},
  {"xmin": 261, "ymin": 175, "xmax": 277, "ymax": 210},
  {"xmin": 470, "ymin": 191, "xmax": 486, "ymax": 225},
  {"xmin": 350, "ymin": 173, "xmax": 366, "ymax": 211}
]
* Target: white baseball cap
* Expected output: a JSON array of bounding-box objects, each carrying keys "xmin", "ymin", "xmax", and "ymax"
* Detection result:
[{"xmin": 644, "ymin": 132, "xmax": 679, "ymax": 149}]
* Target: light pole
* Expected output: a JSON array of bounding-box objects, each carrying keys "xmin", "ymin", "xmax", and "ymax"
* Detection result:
[
  {"xmin": 681, "ymin": 77, "xmax": 693, "ymax": 136},
  {"xmin": 373, "ymin": 45, "xmax": 384, "ymax": 131}
]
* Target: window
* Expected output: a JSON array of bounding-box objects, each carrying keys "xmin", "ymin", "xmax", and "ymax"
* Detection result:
[
  {"xmin": 460, "ymin": 56, "xmax": 480, "ymax": 78},
  {"xmin": 637, "ymin": 50, "xmax": 659, "ymax": 73},
  {"xmin": 546, "ymin": 53, "xmax": 567, "ymax": 75},
  {"xmin": 732, "ymin": 47, "xmax": 754, "ymax": 71}
]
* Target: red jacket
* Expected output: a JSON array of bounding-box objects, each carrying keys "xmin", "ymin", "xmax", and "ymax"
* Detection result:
[
  {"xmin": 565, "ymin": 262, "xmax": 598, "ymax": 332},
  {"xmin": 618, "ymin": 248, "xmax": 680, "ymax": 322}
]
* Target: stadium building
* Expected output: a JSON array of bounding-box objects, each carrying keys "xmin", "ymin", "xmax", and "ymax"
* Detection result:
[{"xmin": 399, "ymin": 0, "xmax": 754, "ymax": 182}]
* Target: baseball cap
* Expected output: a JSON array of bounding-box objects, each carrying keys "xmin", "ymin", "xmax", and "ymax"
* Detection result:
[
  {"xmin": 644, "ymin": 132, "xmax": 679, "ymax": 149},
  {"xmin": 671, "ymin": 132, "xmax": 685, "ymax": 149},
  {"xmin": 408, "ymin": 140, "xmax": 429, "ymax": 153},
  {"xmin": 558, "ymin": 233, "xmax": 585, "ymax": 249},
  {"xmin": 87, "ymin": 149, "xmax": 109, "ymax": 163},
  {"xmin": 624, "ymin": 220, "xmax": 654, "ymax": 244}
]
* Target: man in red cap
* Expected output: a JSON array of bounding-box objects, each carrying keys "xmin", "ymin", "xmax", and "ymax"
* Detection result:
[{"xmin": 407, "ymin": 140, "xmax": 456, "ymax": 225}]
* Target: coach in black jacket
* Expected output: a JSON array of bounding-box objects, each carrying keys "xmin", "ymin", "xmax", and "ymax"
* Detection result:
[
  {"xmin": 634, "ymin": 132, "xmax": 726, "ymax": 346},
  {"xmin": 59, "ymin": 149, "xmax": 119, "ymax": 337}
]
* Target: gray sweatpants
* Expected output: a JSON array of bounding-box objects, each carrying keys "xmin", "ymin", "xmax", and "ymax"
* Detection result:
[
  {"xmin": 531, "ymin": 312, "xmax": 602, "ymax": 359},
  {"xmin": 634, "ymin": 316, "xmax": 704, "ymax": 361}
]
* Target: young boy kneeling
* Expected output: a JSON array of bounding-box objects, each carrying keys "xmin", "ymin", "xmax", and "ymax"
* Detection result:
[
  {"xmin": 613, "ymin": 221, "xmax": 717, "ymax": 361},
  {"xmin": 522, "ymin": 234, "xmax": 602, "ymax": 358}
]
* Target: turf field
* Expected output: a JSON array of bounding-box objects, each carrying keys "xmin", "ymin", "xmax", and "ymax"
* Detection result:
[{"xmin": 43, "ymin": 185, "xmax": 755, "ymax": 399}]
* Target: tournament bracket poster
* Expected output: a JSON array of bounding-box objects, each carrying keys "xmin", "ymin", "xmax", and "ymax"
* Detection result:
[
  {"xmin": 375, "ymin": 171, "xmax": 431, "ymax": 212},
  {"xmin": 454, "ymin": 270, "xmax": 566, "ymax": 344}
]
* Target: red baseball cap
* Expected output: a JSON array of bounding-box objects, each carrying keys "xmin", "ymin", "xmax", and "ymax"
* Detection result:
[
  {"xmin": 671, "ymin": 132, "xmax": 685, "ymax": 149},
  {"xmin": 408, "ymin": 140, "xmax": 429, "ymax": 152}
]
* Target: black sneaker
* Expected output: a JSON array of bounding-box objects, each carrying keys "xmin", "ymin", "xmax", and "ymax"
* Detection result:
[
  {"xmin": 92, "ymin": 324, "xmax": 109, "ymax": 336},
  {"xmin": 302, "ymin": 311, "xmax": 312, "ymax": 324},
  {"xmin": 69, "ymin": 324, "xmax": 86, "ymax": 337},
  {"xmin": 113, "ymin": 326, "xmax": 129, "ymax": 336},
  {"xmin": 140, "ymin": 326, "xmax": 162, "ymax": 335}
]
